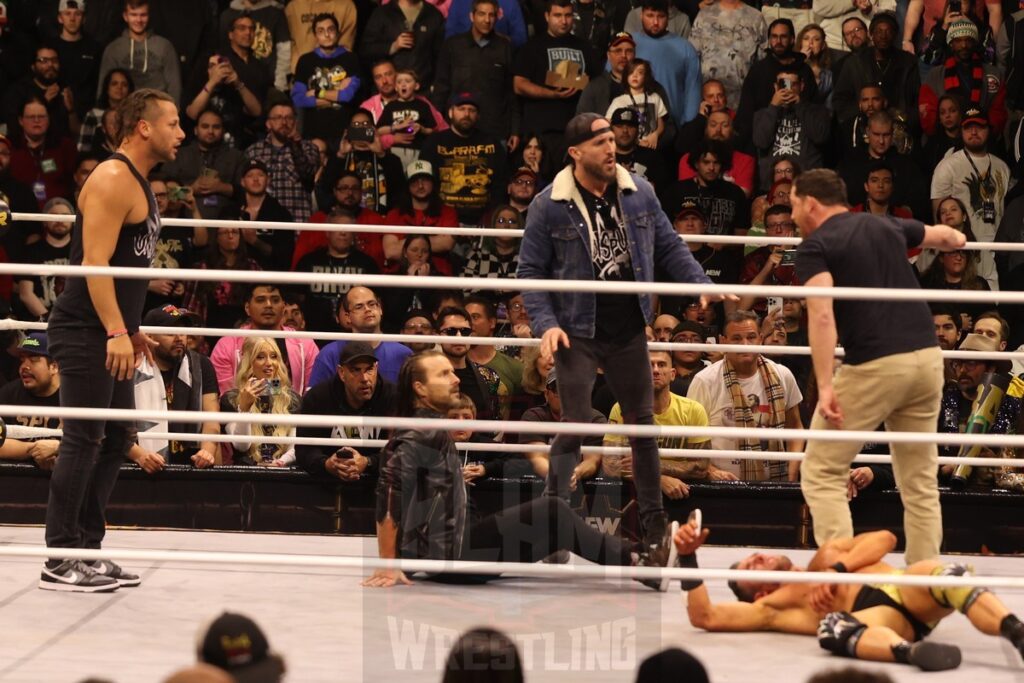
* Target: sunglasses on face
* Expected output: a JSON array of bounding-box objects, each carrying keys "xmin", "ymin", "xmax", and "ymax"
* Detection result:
[{"xmin": 440, "ymin": 327, "xmax": 472, "ymax": 336}]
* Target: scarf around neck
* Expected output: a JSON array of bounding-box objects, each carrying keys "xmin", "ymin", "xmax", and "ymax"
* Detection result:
[{"xmin": 723, "ymin": 355, "xmax": 788, "ymax": 481}]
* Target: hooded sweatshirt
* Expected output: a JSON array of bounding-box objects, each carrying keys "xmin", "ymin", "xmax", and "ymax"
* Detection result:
[{"xmin": 97, "ymin": 29, "xmax": 182, "ymax": 103}]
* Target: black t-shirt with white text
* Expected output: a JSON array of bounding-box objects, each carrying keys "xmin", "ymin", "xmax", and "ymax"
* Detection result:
[
  {"xmin": 795, "ymin": 212, "xmax": 936, "ymax": 365},
  {"xmin": 663, "ymin": 178, "xmax": 750, "ymax": 237},
  {"xmin": 0, "ymin": 379, "xmax": 61, "ymax": 432},
  {"xmin": 513, "ymin": 32, "xmax": 600, "ymax": 134},
  {"xmin": 294, "ymin": 247, "xmax": 381, "ymax": 331},
  {"xmin": 575, "ymin": 181, "xmax": 645, "ymax": 341},
  {"xmin": 15, "ymin": 239, "xmax": 70, "ymax": 319},
  {"xmin": 380, "ymin": 98, "xmax": 437, "ymax": 149}
]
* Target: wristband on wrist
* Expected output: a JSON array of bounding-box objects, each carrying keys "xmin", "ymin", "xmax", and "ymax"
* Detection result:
[
  {"xmin": 830, "ymin": 561, "xmax": 849, "ymax": 573},
  {"xmin": 679, "ymin": 553, "xmax": 704, "ymax": 591},
  {"xmin": 318, "ymin": 88, "xmax": 327, "ymax": 100},
  {"xmin": 202, "ymin": 84, "xmax": 211, "ymax": 94},
  {"xmin": 107, "ymin": 328, "xmax": 128, "ymax": 339}
]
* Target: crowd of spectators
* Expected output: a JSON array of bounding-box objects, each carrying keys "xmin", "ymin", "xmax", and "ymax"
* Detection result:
[{"xmin": 0, "ymin": 0, "xmax": 1023, "ymax": 496}]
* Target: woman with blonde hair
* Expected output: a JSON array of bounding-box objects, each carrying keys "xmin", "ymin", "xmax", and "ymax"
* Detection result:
[{"xmin": 220, "ymin": 337, "xmax": 302, "ymax": 466}]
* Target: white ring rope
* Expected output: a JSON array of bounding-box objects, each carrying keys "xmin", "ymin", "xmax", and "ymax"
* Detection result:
[
  {"xmin": 0, "ymin": 262, "xmax": 1014, "ymax": 304},
  {"xmin": 15, "ymin": 212, "xmax": 1024, "ymax": 252},
  {"xmin": 0, "ymin": 544, "xmax": 1019, "ymax": 588},
  {"xmin": 8, "ymin": 425, "xmax": 1020, "ymax": 469},
  {"xmin": 6, "ymin": 404, "xmax": 1024, "ymax": 449},
  {"xmin": 1, "ymin": 319, "xmax": 1019, "ymax": 362}
]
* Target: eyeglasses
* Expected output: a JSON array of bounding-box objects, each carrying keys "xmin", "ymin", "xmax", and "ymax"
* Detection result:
[
  {"xmin": 951, "ymin": 360, "xmax": 985, "ymax": 370},
  {"xmin": 843, "ymin": 26, "xmax": 866, "ymax": 37},
  {"xmin": 350, "ymin": 300, "xmax": 381, "ymax": 312},
  {"xmin": 766, "ymin": 221, "xmax": 795, "ymax": 230},
  {"xmin": 440, "ymin": 327, "xmax": 472, "ymax": 336},
  {"xmin": 513, "ymin": 178, "xmax": 535, "ymax": 186},
  {"xmin": 35, "ymin": 56, "xmax": 59, "ymax": 64},
  {"xmin": 22, "ymin": 114, "xmax": 49, "ymax": 121},
  {"xmin": 403, "ymin": 322, "xmax": 433, "ymax": 332},
  {"xmin": 495, "ymin": 217, "xmax": 519, "ymax": 225},
  {"xmin": 507, "ymin": 302, "xmax": 525, "ymax": 311}
]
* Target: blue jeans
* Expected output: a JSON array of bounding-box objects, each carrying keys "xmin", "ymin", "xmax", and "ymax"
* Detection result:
[
  {"xmin": 549, "ymin": 331, "xmax": 664, "ymax": 528},
  {"xmin": 45, "ymin": 320, "xmax": 136, "ymax": 550}
]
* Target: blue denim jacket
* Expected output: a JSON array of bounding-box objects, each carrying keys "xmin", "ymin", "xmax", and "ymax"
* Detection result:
[{"xmin": 517, "ymin": 164, "xmax": 713, "ymax": 339}]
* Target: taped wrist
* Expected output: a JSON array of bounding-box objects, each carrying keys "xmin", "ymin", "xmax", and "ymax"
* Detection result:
[
  {"xmin": 679, "ymin": 553, "xmax": 703, "ymax": 591},
  {"xmin": 817, "ymin": 611, "xmax": 867, "ymax": 658}
]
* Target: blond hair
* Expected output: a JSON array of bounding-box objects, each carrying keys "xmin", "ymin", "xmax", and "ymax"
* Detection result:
[{"xmin": 234, "ymin": 337, "xmax": 294, "ymax": 462}]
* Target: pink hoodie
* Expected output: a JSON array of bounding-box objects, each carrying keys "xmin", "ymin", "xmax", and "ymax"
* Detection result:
[{"xmin": 210, "ymin": 324, "xmax": 320, "ymax": 396}]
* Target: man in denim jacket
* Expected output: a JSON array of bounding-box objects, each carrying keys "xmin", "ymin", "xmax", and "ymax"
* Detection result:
[{"xmin": 517, "ymin": 112, "xmax": 727, "ymax": 560}]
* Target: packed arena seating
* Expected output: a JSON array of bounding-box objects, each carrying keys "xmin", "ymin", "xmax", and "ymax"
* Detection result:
[{"xmin": 0, "ymin": 0, "xmax": 1022, "ymax": 518}]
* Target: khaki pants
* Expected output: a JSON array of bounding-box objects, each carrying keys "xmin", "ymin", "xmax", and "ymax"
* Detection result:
[{"xmin": 801, "ymin": 347, "xmax": 944, "ymax": 564}]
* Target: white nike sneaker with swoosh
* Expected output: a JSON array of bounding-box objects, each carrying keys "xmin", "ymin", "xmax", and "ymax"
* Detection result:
[{"xmin": 39, "ymin": 560, "xmax": 119, "ymax": 593}]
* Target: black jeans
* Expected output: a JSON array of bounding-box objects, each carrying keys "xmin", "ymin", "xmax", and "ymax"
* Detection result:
[
  {"xmin": 45, "ymin": 323, "xmax": 136, "ymax": 550},
  {"xmin": 549, "ymin": 331, "xmax": 663, "ymax": 524},
  {"xmin": 461, "ymin": 497, "xmax": 633, "ymax": 565},
  {"xmin": 423, "ymin": 497, "xmax": 634, "ymax": 583}
]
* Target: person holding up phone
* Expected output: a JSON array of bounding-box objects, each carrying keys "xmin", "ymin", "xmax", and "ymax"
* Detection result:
[
  {"xmin": 738, "ymin": 204, "xmax": 801, "ymax": 315},
  {"xmin": 751, "ymin": 66, "xmax": 830, "ymax": 190},
  {"xmin": 220, "ymin": 337, "xmax": 301, "ymax": 467}
]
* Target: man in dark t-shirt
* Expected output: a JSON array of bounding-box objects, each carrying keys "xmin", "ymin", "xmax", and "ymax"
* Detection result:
[{"xmin": 791, "ymin": 169, "xmax": 967, "ymax": 566}]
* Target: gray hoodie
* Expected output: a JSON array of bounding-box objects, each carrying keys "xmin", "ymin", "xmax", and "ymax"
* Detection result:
[{"xmin": 97, "ymin": 30, "xmax": 182, "ymax": 104}]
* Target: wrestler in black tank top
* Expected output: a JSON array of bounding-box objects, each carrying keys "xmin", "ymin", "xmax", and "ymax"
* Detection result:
[{"xmin": 50, "ymin": 152, "xmax": 161, "ymax": 333}]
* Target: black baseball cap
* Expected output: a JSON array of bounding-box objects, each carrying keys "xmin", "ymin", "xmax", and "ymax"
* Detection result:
[
  {"xmin": 671, "ymin": 321, "xmax": 706, "ymax": 340},
  {"xmin": 241, "ymin": 158, "xmax": 269, "ymax": 176},
  {"xmin": 610, "ymin": 107, "xmax": 639, "ymax": 127},
  {"xmin": 337, "ymin": 340, "xmax": 378, "ymax": 366},
  {"xmin": 198, "ymin": 612, "xmax": 283, "ymax": 683},
  {"xmin": 449, "ymin": 92, "xmax": 479, "ymax": 108},
  {"xmin": 143, "ymin": 304, "xmax": 199, "ymax": 328}
]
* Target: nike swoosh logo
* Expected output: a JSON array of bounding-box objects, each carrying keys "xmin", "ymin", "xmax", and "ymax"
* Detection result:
[{"xmin": 64, "ymin": 571, "xmax": 80, "ymax": 582}]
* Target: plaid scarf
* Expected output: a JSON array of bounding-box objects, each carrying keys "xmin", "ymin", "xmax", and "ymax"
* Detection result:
[
  {"xmin": 944, "ymin": 53, "xmax": 983, "ymax": 107},
  {"xmin": 723, "ymin": 356, "xmax": 788, "ymax": 481}
]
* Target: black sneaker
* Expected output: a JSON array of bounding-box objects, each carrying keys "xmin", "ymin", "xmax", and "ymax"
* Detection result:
[
  {"xmin": 39, "ymin": 560, "xmax": 119, "ymax": 593},
  {"xmin": 90, "ymin": 560, "xmax": 141, "ymax": 587},
  {"xmin": 636, "ymin": 521, "xmax": 679, "ymax": 592}
]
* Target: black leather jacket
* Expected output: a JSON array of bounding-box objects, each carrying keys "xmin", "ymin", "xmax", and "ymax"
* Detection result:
[{"xmin": 376, "ymin": 409, "xmax": 467, "ymax": 560}]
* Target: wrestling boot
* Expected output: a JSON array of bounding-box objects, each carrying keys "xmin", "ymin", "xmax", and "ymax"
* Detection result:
[
  {"xmin": 90, "ymin": 559, "xmax": 142, "ymax": 587},
  {"xmin": 894, "ymin": 641, "xmax": 962, "ymax": 671},
  {"xmin": 1000, "ymin": 614, "xmax": 1024, "ymax": 662},
  {"xmin": 39, "ymin": 560, "xmax": 119, "ymax": 593},
  {"xmin": 636, "ymin": 521, "xmax": 679, "ymax": 592}
]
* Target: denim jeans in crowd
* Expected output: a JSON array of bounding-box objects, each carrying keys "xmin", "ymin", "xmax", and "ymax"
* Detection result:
[
  {"xmin": 45, "ymin": 321, "xmax": 137, "ymax": 550},
  {"xmin": 549, "ymin": 331, "xmax": 663, "ymax": 531}
]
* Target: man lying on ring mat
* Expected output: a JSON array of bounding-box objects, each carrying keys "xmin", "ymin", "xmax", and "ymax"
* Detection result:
[{"xmin": 674, "ymin": 515, "xmax": 1024, "ymax": 671}]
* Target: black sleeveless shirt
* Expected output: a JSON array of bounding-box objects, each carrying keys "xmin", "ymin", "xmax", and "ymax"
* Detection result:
[{"xmin": 51, "ymin": 153, "xmax": 160, "ymax": 333}]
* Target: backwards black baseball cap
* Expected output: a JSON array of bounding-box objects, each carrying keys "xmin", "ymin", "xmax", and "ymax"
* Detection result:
[{"xmin": 564, "ymin": 112, "xmax": 612, "ymax": 148}]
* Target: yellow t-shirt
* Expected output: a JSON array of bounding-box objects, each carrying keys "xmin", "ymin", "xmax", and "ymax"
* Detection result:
[{"xmin": 605, "ymin": 393, "xmax": 710, "ymax": 450}]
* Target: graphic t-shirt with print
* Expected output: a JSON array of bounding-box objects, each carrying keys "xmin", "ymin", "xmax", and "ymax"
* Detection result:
[{"xmin": 576, "ymin": 180, "xmax": 645, "ymax": 341}]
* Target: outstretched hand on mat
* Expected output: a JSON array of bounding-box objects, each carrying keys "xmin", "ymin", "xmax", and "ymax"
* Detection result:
[{"xmin": 363, "ymin": 568, "xmax": 413, "ymax": 588}]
